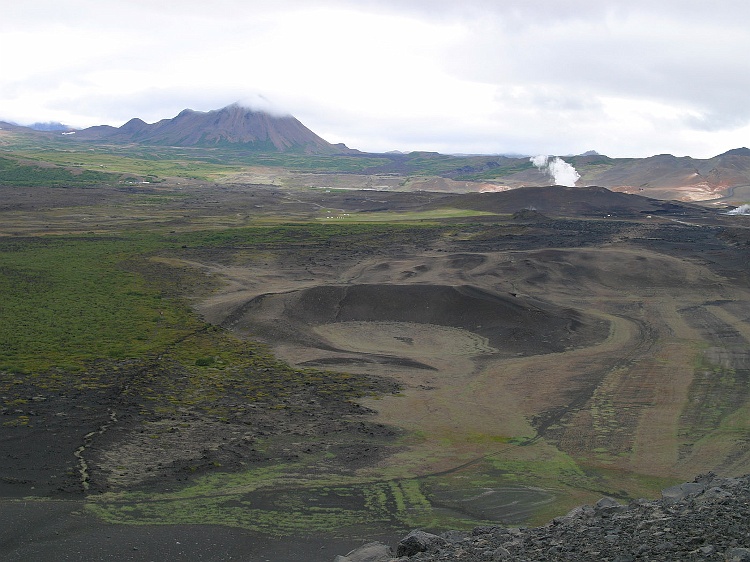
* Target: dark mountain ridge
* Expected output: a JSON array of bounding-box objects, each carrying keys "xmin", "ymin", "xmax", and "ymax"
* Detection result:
[
  {"xmin": 72, "ymin": 104, "xmax": 348, "ymax": 154},
  {"xmin": 441, "ymin": 185, "xmax": 703, "ymax": 217}
]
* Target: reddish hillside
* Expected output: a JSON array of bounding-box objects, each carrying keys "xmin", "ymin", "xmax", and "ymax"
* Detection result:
[{"xmin": 570, "ymin": 149, "xmax": 750, "ymax": 200}]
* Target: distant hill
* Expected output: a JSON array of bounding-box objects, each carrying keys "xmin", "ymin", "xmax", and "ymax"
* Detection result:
[
  {"xmin": 432, "ymin": 149, "xmax": 750, "ymax": 201},
  {"xmin": 73, "ymin": 104, "xmax": 349, "ymax": 154},
  {"xmin": 4, "ymin": 104, "xmax": 750, "ymax": 200},
  {"xmin": 566, "ymin": 149, "xmax": 750, "ymax": 200},
  {"xmin": 441, "ymin": 185, "xmax": 705, "ymax": 217},
  {"xmin": 0, "ymin": 120, "xmax": 74, "ymax": 133},
  {"xmin": 0, "ymin": 121, "xmax": 32, "ymax": 132},
  {"xmin": 29, "ymin": 122, "xmax": 73, "ymax": 132}
]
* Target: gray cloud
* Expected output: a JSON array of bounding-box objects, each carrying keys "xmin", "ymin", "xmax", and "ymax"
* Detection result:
[
  {"xmin": 439, "ymin": 2, "xmax": 750, "ymax": 134},
  {"xmin": 2, "ymin": 1, "xmax": 749, "ymax": 157}
]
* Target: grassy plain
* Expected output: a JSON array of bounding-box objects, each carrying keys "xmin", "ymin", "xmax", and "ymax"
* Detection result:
[
  {"xmin": 0, "ymin": 129, "xmax": 543, "ymax": 187},
  {"xmin": 0, "ymin": 234, "xmax": 191, "ymax": 372}
]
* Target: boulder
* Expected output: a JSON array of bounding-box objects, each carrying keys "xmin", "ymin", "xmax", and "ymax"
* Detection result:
[
  {"xmin": 726, "ymin": 547, "xmax": 750, "ymax": 562},
  {"xmin": 661, "ymin": 482, "xmax": 705, "ymax": 503},
  {"xmin": 334, "ymin": 541, "xmax": 393, "ymax": 562},
  {"xmin": 396, "ymin": 530, "xmax": 447, "ymax": 557}
]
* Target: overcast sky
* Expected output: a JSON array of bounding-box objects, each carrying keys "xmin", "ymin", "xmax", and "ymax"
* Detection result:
[{"xmin": 2, "ymin": 0, "xmax": 750, "ymax": 158}]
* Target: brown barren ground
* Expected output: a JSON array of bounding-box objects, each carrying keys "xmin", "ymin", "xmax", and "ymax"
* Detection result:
[
  {"xmin": 3, "ymin": 182, "xmax": 750, "ymax": 560},
  {"xmin": 195, "ymin": 233, "xmax": 750, "ymax": 488}
]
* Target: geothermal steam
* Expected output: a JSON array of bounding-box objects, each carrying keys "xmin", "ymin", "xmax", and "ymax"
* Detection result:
[
  {"xmin": 530, "ymin": 155, "xmax": 580, "ymax": 187},
  {"xmin": 726, "ymin": 204, "xmax": 750, "ymax": 215}
]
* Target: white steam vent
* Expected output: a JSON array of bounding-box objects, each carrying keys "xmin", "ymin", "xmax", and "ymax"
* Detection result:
[
  {"xmin": 530, "ymin": 155, "xmax": 580, "ymax": 187},
  {"xmin": 726, "ymin": 204, "xmax": 750, "ymax": 215}
]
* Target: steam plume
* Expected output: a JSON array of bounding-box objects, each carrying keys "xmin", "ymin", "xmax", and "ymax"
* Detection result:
[
  {"xmin": 530, "ymin": 155, "xmax": 580, "ymax": 187},
  {"xmin": 726, "ymin": 204, "xmax": 750, "ymax": 215}
]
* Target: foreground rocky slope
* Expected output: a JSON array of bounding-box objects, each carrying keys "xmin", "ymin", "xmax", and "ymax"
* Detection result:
[{"xmin": 336, "ymin": 473, "xmax": 750, "ymax": 561}]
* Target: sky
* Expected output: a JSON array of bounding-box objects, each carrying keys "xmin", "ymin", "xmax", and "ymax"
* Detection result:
[{"xmin": 2, "ymin": 0, "xmax": 750, "ymax": 158}]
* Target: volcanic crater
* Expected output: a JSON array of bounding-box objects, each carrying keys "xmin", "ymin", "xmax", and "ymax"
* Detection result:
[{"xmin": 222, "ymin": 284, "xmax": 609, "ymax": 370}]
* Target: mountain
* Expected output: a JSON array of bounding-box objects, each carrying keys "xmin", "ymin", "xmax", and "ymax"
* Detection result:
[
  {"xmin": 451, "ymin": 149, "xmax": 750, "ymax": 201},
  {"xmin": 4, "ymin": 104, "xmax": 750, "ymax": 200},
  {"xmin": 0, "ymin": 121, "xmax": 33, "ymax": 132},
  {"xmin": 567, "ymin": 149, "xmax": 750, "ymax": 200},
  {"xmin": 29, "ymin": 122, "xmax": 73, "ymax": 132},
  {"xmin": 73, "ymin": 104, "xmax": 348, "ymax": 154}
]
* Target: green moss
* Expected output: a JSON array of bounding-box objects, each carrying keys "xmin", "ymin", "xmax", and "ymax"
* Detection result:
[
  {"xmin": 0, "ymin": 234, "xmax": 198, "ymax": 372},
  {"xmin": 88, "ymin": 472, "xmax": 481, "ymax": 537},
  {"xmin": 0, "ymin": 156, "xmax": 118, "ymax": 186}
]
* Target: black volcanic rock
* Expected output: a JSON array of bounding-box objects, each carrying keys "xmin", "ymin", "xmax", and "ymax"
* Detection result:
[
  {"xmin": 74, "ymin": 104, "xmax": 346, "ymax": 153},
  {"xmin": 443, "ymin": 185, "xmax": 686, "ymax": 217},
  {"xmin": 511, "ymin": 208, "xmax": 550, "ymax": 221},
  {"xmin": 336, "ymin": 473, "xmax": 750, "ymax": 561}
]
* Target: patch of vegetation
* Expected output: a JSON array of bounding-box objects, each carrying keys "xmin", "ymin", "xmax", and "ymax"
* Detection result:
[
  {"xmin": 0, "ymin": 150, "xmax": 238, "ymax": 183},
  {"xmin": 1, "ymin": 134, "xmax": 393, "ymax": 183},
  {"xmin": 175, "ymin": 222, "xmax": 445, "ymax": 253},
  {"xmin": 147, "ymin": 327, "xmax": 385, "ymax": 414},
  {"xmin": 0, "ymin": 227, "xmax": 409, "ymax": 418},
  {"xmin": 0, "ymin": 155, "xmax": 118, "ymax": 186},
  {"xmin": 680, "ymin": 354, "xmax": 749, "ymax": 445},
  {"xmin": 220, "ymin": 150, "xmax": 391, "ymax": 173},
  {"xmin": 453, "ymin": 159, "xmax": 535, "ymax": 181},
  {"xmin": 87, "ymin": 468, "xmax": 479, "ymax": 537},
  {"xmin": 0, "ymin": 222, "xmax": 448, "ymax": 375},
  {"xmin": 0, "ymin": 234, "xmax": 196, "ymax": 373},
  {"xmin": 0, "ymin": 133, "xmax": 531, "ymax": 185}
]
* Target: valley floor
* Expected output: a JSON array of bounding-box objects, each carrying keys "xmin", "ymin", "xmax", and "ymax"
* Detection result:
[{"xmin": 2, "ymin": 182, "xmax": 750, "ymax": 560}]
